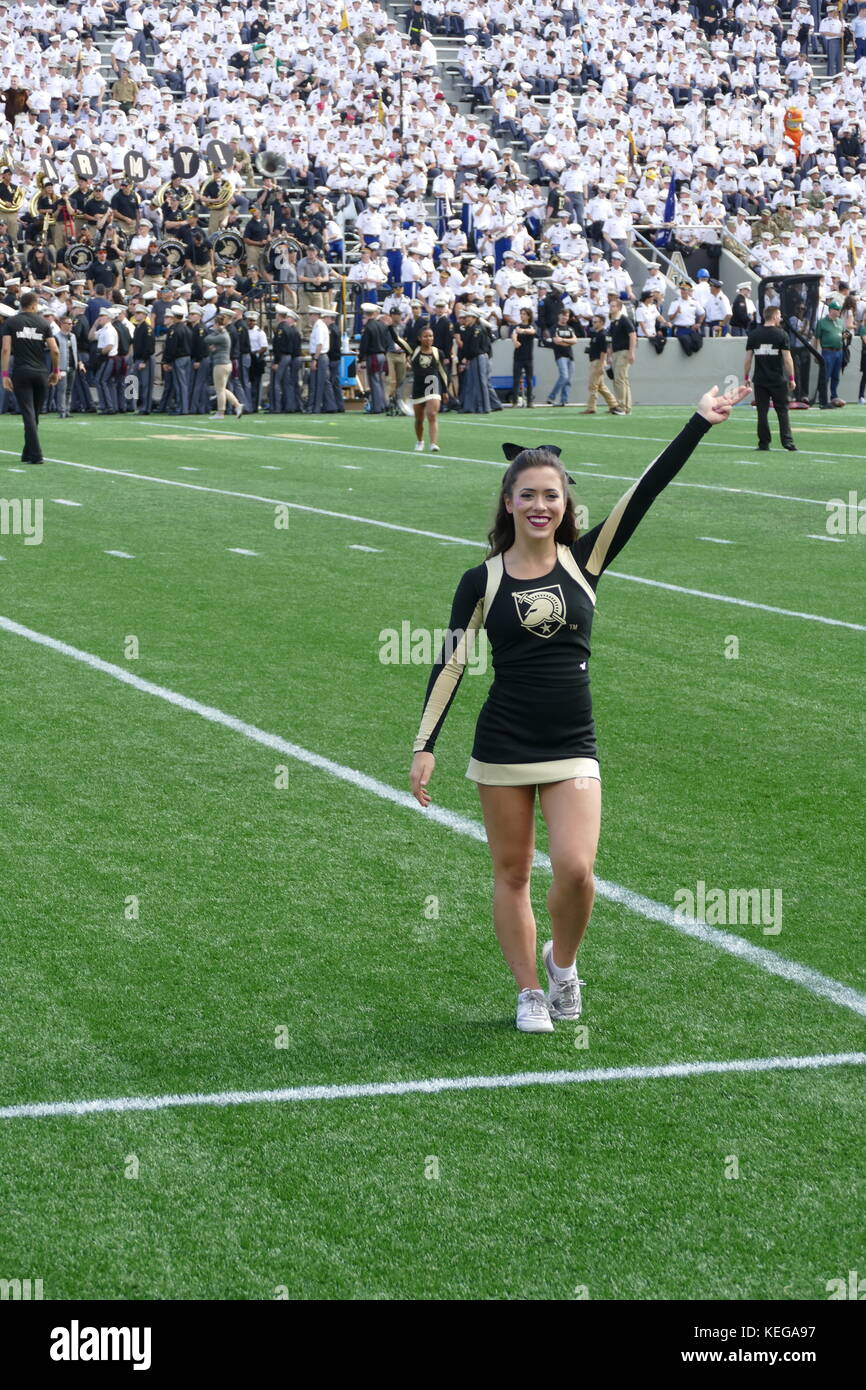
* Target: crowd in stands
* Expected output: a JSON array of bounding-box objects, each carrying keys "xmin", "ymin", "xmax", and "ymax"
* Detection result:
[{"xmin": 0, "ymin": 0, "xmax": 864, "ymax": 413}]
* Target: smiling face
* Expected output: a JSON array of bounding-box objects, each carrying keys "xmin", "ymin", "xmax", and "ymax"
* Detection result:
[{"xmin": 505, "ymin": 465, "xmax": 566, "ymax": 544}]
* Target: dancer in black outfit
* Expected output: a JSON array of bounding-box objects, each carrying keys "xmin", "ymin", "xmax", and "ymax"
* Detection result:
[
  {"xmin": 1, "ymin": 291, "xmax": 60, "ymax": 464},
  {"xmin": 410, "ymin": 383, "xmax": 751, "ymax": 1033},
  {"xmin": 409, "ymin": 326, "xmax": 449, "ymax": 452}
]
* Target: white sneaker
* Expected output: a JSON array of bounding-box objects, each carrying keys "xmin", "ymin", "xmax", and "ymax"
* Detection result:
[
  {"xmin": 209, "ymin": 412, "xmax": 225, "ymax": 419},
  {"xmin": 516, "ymin": 988, "xmax": 554, "ymax": 1033},
  {"xmin": 234, "ymin": 403, "xmax": 243, "ymax": 417},
  {"xmin": 414, "ymin": 440, "xmax": 424, "ymax": 452},
  {"xmin": 542, "ymin": 941, "xmax": 582, "ymax": 1020},
  {"xmin": 429, "ymin": 442, "xmax": 440, "ymax": 452}
]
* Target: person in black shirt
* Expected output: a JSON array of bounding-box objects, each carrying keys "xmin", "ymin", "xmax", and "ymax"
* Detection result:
[
  {"xmin": 326, "ymin": 307, "xmax": 345, "ymax": 414},
  {"xmin": 744, "ymin": 305, "xmax": 797, "ymax": 451},
  {"xmin": 358, "ymin": 303, "xmax": 390, "ymax": 413},
  {"xmin": 185, "ymin": 223, "xmax": 213, "ymax": 277},
  {"xmin": 82, "ymin": 191, "xmax": 111, "ymax": 237},
  {"xmin": 27, "ymin": 244, "xmax": 54, "ymax": 283},
  {"xmin": 580, "ymin": 312, "xmax": 623, "ymax": 414},
  {"xmin": 544, "ymin": 309, "xmax": 577, "ymax": 406},
  {"xmin": 187, "ymin": 305, "xmax": 210, "ymax": 413},
  {"xmin": 428, "ymin": 305, "xmax": 454, "ymax": 397},
  {"xmin": 69, "ymin": 176, "xmax": 91, "ymax": 235},
  {"xmin": 1, "ymin": 289, "xmax": 60, "ymax": 463},
  {"xmin": 131, "ymin": 305, "xmax": 155, "ymax": 413},
  {"xmin": 407, "ymin": 1, "xmax": 425, "ymax": 45},
  {"xmin": 160, "ymin": 192, "xmax": 188, "ymax": 241},
  {"xmin": 86, "ymin": 246, "xmax": 118, "ymax": 294},
  {"xmin": 270, "ymin": 306, "xmax": 303, "ymax": 413},
  {"xmin": 162, "ymin": 308, "xmax": 193, "ymax": 414},
  {"xmin": 608, "ymin": 296, "xmax": 637, "ymax": 414},
  {"xmin": 730, "ymin": 282, "xmax": 755, "ymax": 337},
  {"xmin": 510, "ymin": 307, "xmax": 536, "ymax": 407},
  {"xmin": 538, "ymin": 284, "xmax": 564, "ymax": 338},
  {"xmin": 404, "ymin": 302, "xmax": 431, "ymax": 352},
  {"xmin": 110, "ymin": 179, "xmax": 140, "ymax": 233},
  {"xmin": 140, "ymin": 241, "xmax": 167, "ymax": 288},
  {"xmin": 243, "ymin": 210, "xmax": 270, "ymax": 271},
  {"xmin": 70, "ymin": 307, "xmax": 95, "ymax": 413}
]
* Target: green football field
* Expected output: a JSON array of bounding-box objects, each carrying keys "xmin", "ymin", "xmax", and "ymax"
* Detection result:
[{"xmin": 1, "ymin": 400, "xmax": 864, "ymax": 1301}]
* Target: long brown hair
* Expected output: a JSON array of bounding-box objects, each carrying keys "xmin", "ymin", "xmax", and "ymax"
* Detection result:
[{"xmin": 486, "ymin": 447, "xmax": 579, "ymax": 557}]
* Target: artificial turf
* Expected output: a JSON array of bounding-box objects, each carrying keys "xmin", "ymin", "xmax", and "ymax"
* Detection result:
[{"xmin": 1, "ymin": 402, "xmax": 864, "ymax": 1299}]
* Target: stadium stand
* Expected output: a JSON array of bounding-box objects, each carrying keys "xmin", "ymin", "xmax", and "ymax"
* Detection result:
[{"xmin": 0, "ymin": 0, "xmax": 864, "ymax": 411}]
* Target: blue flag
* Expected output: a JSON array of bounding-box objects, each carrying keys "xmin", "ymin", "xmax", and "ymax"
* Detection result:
[{"xmin": 655, "ymin": 172, "xmax": 677, "ymax": 249}]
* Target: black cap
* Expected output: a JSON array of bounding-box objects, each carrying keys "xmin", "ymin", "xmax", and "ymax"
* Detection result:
[{"xmin": 708, "ymin": 277, "xmax": 722, "ymax": 287}]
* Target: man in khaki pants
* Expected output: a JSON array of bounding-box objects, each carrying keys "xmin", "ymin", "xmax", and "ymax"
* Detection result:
[
  {"xmin": 581, "ymin": 312, "xmax": 624, "ymax": 414},
  {"xmin": 608, "ymin": 294, "xmax": 637, "ymax": 414}
]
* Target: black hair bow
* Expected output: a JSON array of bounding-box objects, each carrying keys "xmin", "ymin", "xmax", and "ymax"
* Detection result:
[{"xmin": 502, "ymin": 442, "xmax": 575, "ymax": 484}]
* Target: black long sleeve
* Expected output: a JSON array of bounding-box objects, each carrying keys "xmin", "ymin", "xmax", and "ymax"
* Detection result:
[
  {"xmin": 413, "ymin": 565, "xmax": 486, "ymax": 754},
  {"xmin": 573, "ymin": 413, "xmax": 712, "ymax": 581}
]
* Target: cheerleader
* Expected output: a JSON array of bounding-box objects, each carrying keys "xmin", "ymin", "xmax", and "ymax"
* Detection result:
[
  {"xmin": 409, "ymin": 326, "xmax": 449, "ymax": 453},
  {"xmin": 410, "ymin": 384, "xmax": 751, "ymax": 1032}
]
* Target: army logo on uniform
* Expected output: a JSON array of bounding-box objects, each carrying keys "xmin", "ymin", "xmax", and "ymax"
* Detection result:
[{"xmin": 513, "ymin": 585, "xmax": 566, "ymax": 638}]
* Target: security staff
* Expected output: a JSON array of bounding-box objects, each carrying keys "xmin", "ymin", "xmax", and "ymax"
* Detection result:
[
  {"xmin": 744, "ymin": 305, "xmax": 797, "ymax": 452},
  {"xmin": 1, "ymin": 289, "xmax": 60, "ymax": 464}
]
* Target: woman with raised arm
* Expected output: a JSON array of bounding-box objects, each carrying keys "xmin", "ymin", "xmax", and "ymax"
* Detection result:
[{"xmin": 409, "ymin": 384, "xmax": 751, "ymax": 1033}]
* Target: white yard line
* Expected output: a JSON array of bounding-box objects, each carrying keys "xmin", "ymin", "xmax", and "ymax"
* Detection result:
[
  {"xmin": 460, "ymin": 417, "xmax": 866, "ymax": 466},
  {"xmin": 1, "ymin": 450, "xmax": 861, "ymax": 633},
  {"xmin": 135, "ymin": 422, "xmax": 859, "ymax": 510},
  {"xmin": 2, "ymin": 612, "xmax": 865, "ymax": 1023},
  {"xmin": 2, "ymin": 1052, "xmax": 864, "ymax": 1122},
  {"xmin": 602, "ymin": 572, "xmax": 864, "ymax": 631}
]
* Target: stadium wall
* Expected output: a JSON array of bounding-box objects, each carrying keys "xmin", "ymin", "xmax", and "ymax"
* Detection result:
[{"xmin": 490, "ymin": 339, "xmax": 861, "ymax": 407}]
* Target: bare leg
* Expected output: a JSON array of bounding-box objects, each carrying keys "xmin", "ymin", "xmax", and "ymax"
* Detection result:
[
  {"xmin": 538, "ymin": 777, "xmax": 601, "ymax": 969},
  {"xmin": 413, "ymin": 401, "xmax": 424, "ymax": 441},
  {"xmin": 426, "ymin": 400, "xmax": 439, "ymax": 446},
  {"xmin": 478, "ymin": 784, "xmax": 539, "ymax": 990}
]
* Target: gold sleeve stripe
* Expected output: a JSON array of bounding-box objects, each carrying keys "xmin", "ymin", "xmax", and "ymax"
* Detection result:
[
  {"xmin": 412, "ymin": 597, "xmax": 484, "ymax": 753},
  {"xmin": 585, "ymin": 477, "xmax": 642, "ymax": 575},
  {"xmin": 556, "ymin": 544, "xmax": 597, "ymax": 606},
  {"xmin": 482, "ymin": 553, "xmax": 504, "ymax": 625}
]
